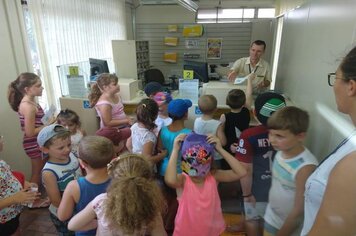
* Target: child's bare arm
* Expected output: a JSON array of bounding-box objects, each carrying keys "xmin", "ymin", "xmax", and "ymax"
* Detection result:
[
  {"xmin": 42, "ymin": 171, "xmax": 61, "ymax": 208},
  {"xmin": 207, "ymin": 135, "xmax": 247, "ymax": 182},
  {"xmin": 164, "ymin": 134, "xmax": 186, "ymax": 188},
  {"xmin": 57, "ymin": 180, "xmax": 79, "ymax": 221},
  {"xmin": 68, "ymin": 201, "xmax": 97, "ymax": 231},
  {"xmin": 97, "ymin": 104, "xmax": 130, "ymax": 127},
  {"xmin": 277, "ymin": 165, "xmax": 316, "ymax": 236},
  {"xmin": 245, "ymin": 76, "xmax": 253, "ymax": 110},
  {"xmin": 239, "ymin": 163, "xmax": 255, "ymax": 204},
  {"xmin": 126, "ymin": 137, "xmax": 133, "ymax": 152},
  {"xmin": 142, "ymin": 141, "xmax": 167, "ymax": 164},
  {"xmin": 216, "ymin": 123, "xmax": 227, "ymax": 147}
]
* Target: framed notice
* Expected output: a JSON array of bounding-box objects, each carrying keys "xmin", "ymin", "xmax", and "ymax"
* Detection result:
[{"xmin": 206, "ymin": 38, "xmax": 222, "ymax": 59}]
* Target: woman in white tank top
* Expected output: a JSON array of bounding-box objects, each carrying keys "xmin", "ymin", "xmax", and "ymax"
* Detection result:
[{"xmin": 301, "ymin": 46, "xmax": 356, "ymax": 236}]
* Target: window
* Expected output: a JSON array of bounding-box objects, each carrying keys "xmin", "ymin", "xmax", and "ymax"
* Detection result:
[
  {"xmin": 197, "ymin": 7, "xmax": 274, "ymax": 23},
  {"xmin": 22, "ymin": 0, "xmax": 126, "ymax": 108},
  {"xmin": 258, "ymin": 8, "xmax": 276, "ymax": 18}
]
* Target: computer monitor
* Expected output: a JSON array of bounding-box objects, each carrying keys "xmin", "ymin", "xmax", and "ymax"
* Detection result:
[
  {"xmin": 183, "ymin": 60, "xmax": 209, "ymax": 83},
  {"xmin": 89, "ymin": 58, "xmax": 109, "ymax": 76}
]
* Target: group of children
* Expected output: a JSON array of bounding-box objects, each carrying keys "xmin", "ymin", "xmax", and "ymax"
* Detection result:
[{"xmin": 1, "ymin": 71, "xmax": 319, "ymax": 236}]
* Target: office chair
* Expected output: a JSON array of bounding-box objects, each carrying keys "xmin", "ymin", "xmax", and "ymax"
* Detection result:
[{"xmin": 144, "ymin": 68, "xmax": 172, "ymax": 90}]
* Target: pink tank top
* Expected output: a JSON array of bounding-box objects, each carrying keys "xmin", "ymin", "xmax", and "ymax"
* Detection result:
[
  {"xmin": 95, "ymin": 100, "xmax": 127, "ymax": 128},
  {"xmin": 174, "ymin": 173, "xmax": 225, "ymax": 236}
]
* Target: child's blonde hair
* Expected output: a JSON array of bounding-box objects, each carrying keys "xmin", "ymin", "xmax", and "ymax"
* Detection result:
[
  {"xmin": 8, "ymin": 73, "xmax": 40, "ymax": 112},
  {"xmin": 198, "ymin": 95, "xmax": 217, "ymax": 115},
  {"xmin": 88, "ymin": 73, "xmax": 118, "ymax": 107},
  {"xmin": 105, "ymin": 154, "xmax": 165, "ymax": 234},
  {"xmin": 78, "ymin": 136, "xmax": 114, "ymax": 169}
]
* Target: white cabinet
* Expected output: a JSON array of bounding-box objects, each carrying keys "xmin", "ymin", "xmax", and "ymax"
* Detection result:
[{"xmin": 112, "ymin": 40, "xmax": 149, "ymax": 81}]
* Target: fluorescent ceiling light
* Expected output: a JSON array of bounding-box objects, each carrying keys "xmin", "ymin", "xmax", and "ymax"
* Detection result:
[{"xmin": 176, "ymin": 0, "xmax": 198, "ymax": 12}]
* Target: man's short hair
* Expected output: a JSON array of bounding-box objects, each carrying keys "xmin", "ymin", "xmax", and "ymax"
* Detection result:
[
  {"xmin": 267, "ymin": 106, "xmax": 309, "ymax": 134},
  {"xmin": 251, "ymin": 40, "xmax": 266, "ymax": 50}
]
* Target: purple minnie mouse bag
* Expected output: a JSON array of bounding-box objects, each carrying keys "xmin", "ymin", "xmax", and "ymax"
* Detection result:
[{"xmin": 181, "ymin": 132, "xmax": 215, "ymax": 177}]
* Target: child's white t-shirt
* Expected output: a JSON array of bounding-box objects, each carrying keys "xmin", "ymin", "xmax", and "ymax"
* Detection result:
[
  {"xmin": 131, "ymin": 123, "xmax": 157, "ymax": 154},
  {"xmin": 264, "ymin": 148, "xmax": 318, "ymax": 235},
  {"xmin": 154, "ymin": 116, "xmax": 172, "ymax": 136},
  {"xmin": 193, "ymin": 117, "xmax": 222, "ymax": 160}
]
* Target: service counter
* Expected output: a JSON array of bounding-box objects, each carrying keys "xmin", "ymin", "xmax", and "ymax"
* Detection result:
[{"xmin": 59, "ymin": 80, "xmax": 263, "ymax": 135}]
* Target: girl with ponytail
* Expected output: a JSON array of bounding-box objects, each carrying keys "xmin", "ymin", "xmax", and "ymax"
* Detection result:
[
  {"xmin": 7, "ymin": 73, "xmax": 47, "ymax": 186},
  {"xmin": 88, "ymin": 73, "xmax": 132, "ymax": 154},
  {"xmin": 68, "ymin": 153, "xmax": 166, "ymax": 235}
]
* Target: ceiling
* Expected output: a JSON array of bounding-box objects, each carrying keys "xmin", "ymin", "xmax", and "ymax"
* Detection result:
[{"xmin": 133, "ymin": 0, "xmax": 276, "ymax": 9}]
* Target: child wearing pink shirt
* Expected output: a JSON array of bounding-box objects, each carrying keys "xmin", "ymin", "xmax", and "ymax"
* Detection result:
[{"xmin": 165, "ymin": 132, "xmax": 247, "ymax": 236}]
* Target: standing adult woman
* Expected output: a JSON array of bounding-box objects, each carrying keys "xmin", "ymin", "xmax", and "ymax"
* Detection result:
[{"xmin": 301, "ymin": 46, "xmax": 356, "ymax": 236}]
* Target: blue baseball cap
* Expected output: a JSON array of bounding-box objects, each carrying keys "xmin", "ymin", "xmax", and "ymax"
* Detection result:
[
  {"xmin": 168, "ymin": 99, "xmax": 192, "ymax": 118},
  {"xmin": 37, "ymin": 124, "xmax": 68, "ymax": 147}
]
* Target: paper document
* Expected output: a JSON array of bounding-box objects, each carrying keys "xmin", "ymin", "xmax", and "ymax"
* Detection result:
[
  {"xmin": 179, "ymin": 79, "xmax": 199, "ymax": 103},
  {"xmin": 41, "ymin": 105, "xmax": 56, "ymax": 125},
  {"xmin": 234, "ymin": 76, "xmax": 248, "ymax": 84}
]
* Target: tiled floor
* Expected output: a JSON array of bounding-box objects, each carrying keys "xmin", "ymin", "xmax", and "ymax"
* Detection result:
[
  {"xmin": 20, "ymin": 208, "xmax": 57, "ymax": 236},
  {"xmin": 19, "ymin": 181, "xmax": 245, "ymax": 235}
]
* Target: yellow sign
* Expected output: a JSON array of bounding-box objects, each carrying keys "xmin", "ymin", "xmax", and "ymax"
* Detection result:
[
  {"xmin": 69, "ymin": 66, "xmax": 79, "ymax": 76},
  {"xmin": 183, "ymin": 25, "xmax": 203, "ymax": 37},
  {"xmin": 183, "ymin": 70, "xmax": 194, "ymax": 79}
]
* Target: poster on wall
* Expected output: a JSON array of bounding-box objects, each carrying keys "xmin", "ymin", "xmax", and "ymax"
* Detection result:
[{"xmin": 206, "ymin": 38, "xmax": 222, "ymax": 59}]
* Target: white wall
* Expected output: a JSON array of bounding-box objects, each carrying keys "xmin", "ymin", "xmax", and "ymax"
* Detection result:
[
  {"xmin": 251, "ymin": 19, "xmax": 276, "ymax": 62},
  {"xmin": 125, "ymin": 2, "xmax": 134, "ymax": 39},
  {"xmin": 136, "ymin": 5, "xmax": 196, "ymax": 24},
  {"xmin": 275, "ymin": 0, "xmax": 356, "ymax": 159},
  {"xmin": 0, "ymin": 0, "xmax": 33, "ymax": 177}
]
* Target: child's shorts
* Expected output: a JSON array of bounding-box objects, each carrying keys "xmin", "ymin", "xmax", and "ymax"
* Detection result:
[
  {"xmin": 96, "ymin": 127, "xmax": 131, "ymax": 145},
  {"xmin": 241, "ymin": 201, "xmax": 267, "ymax": 221},
  {"xmin": 0, "ymin": 214, "xmax": 20, "ymax": 236},
  {"xmin": 49, "ymin": 212, "xmax": 74, "ymax": 236}
]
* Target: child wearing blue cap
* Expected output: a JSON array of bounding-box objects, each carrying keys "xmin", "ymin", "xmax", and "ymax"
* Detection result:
[
  {"xmin": 38, "ymin": 124, "xmax": 82, "ymax": 235},
  {"xmin": 157, "ymin": 98, "xmax": 192, "ymax": 233}
]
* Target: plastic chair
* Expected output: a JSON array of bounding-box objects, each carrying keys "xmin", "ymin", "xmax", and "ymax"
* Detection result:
[{"xmin": 144, "ymin": 68, "xmax": 171, "ymax": 89}]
